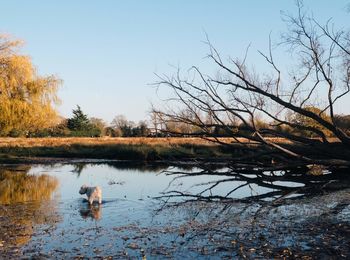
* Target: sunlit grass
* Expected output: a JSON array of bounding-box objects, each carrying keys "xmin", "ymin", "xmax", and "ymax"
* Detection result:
[
  {"xmin": 0, "ymin": 136, "xmax": 293, "ymax": 147},
  {"xmin": 0, "ymin": 137, "xmax": 227, "ymax": 147},
  {"xmin": 0, "ymin": 137, "xmax": 295, "ymax": 162},
  {"xmin": 0, "ymin": 137, "xmax": 230, "ymax": 161}
]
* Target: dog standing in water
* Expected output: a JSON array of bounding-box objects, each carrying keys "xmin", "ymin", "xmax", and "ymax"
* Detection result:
[{"xmin": 79, "ymin": 185, "xmax": 102, "ymax": 205}]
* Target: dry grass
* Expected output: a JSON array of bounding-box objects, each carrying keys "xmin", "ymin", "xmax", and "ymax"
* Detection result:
[
  {"xmin": 0, "ymin": 137, "xmax": 290, "ymax": 148},
  {"xmin": 0, "ymin": 137, "xmax": 235, "ymax": 162},
  {"xmin": 0, "ymin": 137, "xmax": 298, "ymax": 162},
  {"xmin": 0, "ymin": 137, "xmax": 220, "ymax": 147}
]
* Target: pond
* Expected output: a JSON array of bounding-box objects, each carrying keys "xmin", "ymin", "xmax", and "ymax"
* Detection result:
[{"xmin": 0, "ymin": 162, "xmax": 349, "ymax": 259}]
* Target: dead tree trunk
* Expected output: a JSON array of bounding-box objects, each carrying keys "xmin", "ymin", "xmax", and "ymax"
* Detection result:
[{"xmin": 153, "ymin": 2, "xmax": 350, "ymax": 170}]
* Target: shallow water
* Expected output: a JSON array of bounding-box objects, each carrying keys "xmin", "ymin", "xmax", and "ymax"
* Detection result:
[{"xmin": 0, "ymin": 163, "xmax": 349, "ymax": 259}]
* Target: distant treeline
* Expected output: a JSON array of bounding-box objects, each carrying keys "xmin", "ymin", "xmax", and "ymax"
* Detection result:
[
  {"xmin": 26, "ymin": 106, "xmax": 152, "ymax": 138},
  {"xmin": 6, "ymin": 105, "xmax": 350, "ymax": 138}
]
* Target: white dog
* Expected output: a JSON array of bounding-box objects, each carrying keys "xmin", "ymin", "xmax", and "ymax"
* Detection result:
[{"xmin": 79, "ymin": 185, "xmax": 102, "ymax": 205}]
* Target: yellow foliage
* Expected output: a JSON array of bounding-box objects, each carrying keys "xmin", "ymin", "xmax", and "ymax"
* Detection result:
[
  {"xmin": 0, "ymin": 35, "xmax": 61, "ymax": 136},
  {"xmin": 0, "ymin": 168, "xmax": 58, "ymax": 204},
  {"xmin": 0, "ymin": 166, "xmax": 60, "ymax": 248}
]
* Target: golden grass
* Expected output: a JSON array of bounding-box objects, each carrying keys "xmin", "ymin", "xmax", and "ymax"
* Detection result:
[
  {"xmin": 0, "ymin": 137, "xmax": 216, "ymax": 147},
  {"xmin": 0, "ymin": 137, "xmax": 291, "ymax": 148},
  {"xmin": 0, "ymin": 137, "xmax": 300, "ymax": 162}
]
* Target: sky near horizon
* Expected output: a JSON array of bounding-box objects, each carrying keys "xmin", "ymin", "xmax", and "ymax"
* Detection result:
[{"xmin": 1, "ymin": 1, "xmax": 349, "ymax": 124}]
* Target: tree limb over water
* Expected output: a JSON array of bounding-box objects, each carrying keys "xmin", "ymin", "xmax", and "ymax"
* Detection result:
[{"xmin": 153, "ymin": 1, "xmax": 350, "ymax": 169}]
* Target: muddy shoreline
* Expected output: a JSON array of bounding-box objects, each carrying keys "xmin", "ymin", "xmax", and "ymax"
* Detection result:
[{"xmin": 2, "ymin": 190, "xmax": 350, "ymax": 259}]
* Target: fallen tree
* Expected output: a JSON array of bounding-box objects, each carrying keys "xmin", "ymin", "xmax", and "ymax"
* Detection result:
[{"xmin": 153, "ymin": 1, "xmax": 350, "ymax": 170}]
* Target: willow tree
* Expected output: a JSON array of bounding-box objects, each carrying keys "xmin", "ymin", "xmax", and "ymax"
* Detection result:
[
  {"xmin": 153, "ymin": 2, "xmax": 350, "ymax": 169},
  {"xmin": 0, "ymin": 35, "xmax": 61, "ymax": 136}
]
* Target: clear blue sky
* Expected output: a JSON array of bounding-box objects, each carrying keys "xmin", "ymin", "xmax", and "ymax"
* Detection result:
[{"xmin": 1, "ymin": 1, "xmax": 349, "ymax": 124}]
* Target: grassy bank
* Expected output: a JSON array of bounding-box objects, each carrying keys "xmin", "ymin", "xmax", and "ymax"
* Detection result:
[{"xmin": 0, "ymin": 137, "xmax": 241, "ymax": 163}]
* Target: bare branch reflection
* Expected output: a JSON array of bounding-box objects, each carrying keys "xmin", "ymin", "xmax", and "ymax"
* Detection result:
[{"xmin": 156, "ymin": 165, "xmax": 350, "ymax": 206}]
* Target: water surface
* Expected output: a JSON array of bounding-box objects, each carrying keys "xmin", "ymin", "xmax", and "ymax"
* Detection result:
[{"xmin": 0, "ymin": 163, "xmax": 349, "ymax": 259}]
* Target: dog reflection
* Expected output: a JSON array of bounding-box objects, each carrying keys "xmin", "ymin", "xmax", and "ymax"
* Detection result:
[{"xmin": 79, "ymin": 204, "xmax": 102, "ymax": 220}]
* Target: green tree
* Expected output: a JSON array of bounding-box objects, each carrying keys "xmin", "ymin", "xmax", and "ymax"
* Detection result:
[
  {"xmin": 67, "ymin": 106, "xmax": 101, "ymax": 137},
  {"xmin": 0, "ymin": 35, "xmax": 61, "ymax": 136},
  {"xmin": 67, "ymin": 105, "xmax": 90, "ymax": 131}
]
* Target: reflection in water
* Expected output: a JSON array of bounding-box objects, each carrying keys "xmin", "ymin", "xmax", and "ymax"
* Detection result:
[
  {"xmin": 158, "ymin": 165, "xmax": 350, "ymax": 204},
  {"xmin": 0, "ymin": 166, "xmax": 60, "ymax": 255},
  {"xmin": 104, "ymin": 161, "xmax": 224, "ymax": 173},
  {"xmin": 71, "ymin": 163, "xmax": 88, "ymax": 176},
  {"xmin": 107, "ymin": 162, "xmax": 169, "ymax": 172},
  {"xmin": 79, "ymin": 203, "xmax": 102, "ymax": 220},
  {"xmin": 0, "ymin": 166, "xmax": 58, "ymax": 204},
  {"xmin": 0, "ymin": 162, "xmax": 348, "ymax": 258}
]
